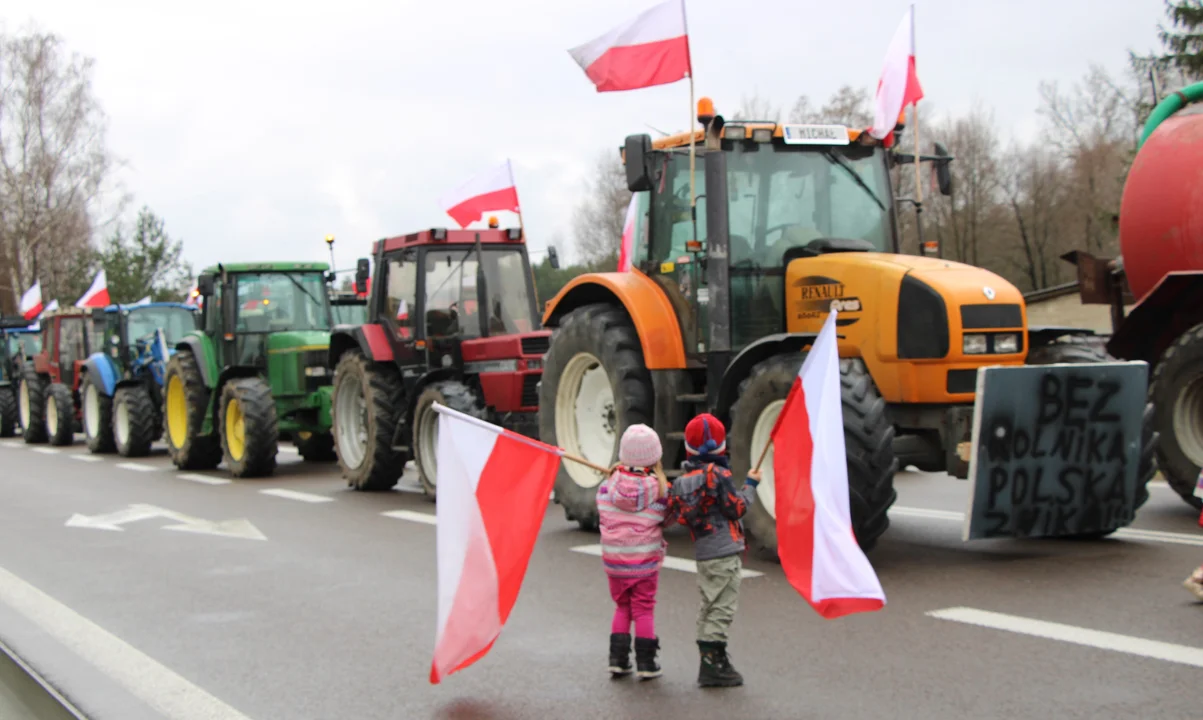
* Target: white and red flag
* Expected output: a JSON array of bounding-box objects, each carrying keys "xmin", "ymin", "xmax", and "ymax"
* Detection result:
[
  {"xmin": 439, "ymin": 160, "xmax": 521, "ymax": 229},
  {"xmin": 429, "ymin": 403, "xmax": 561, "ymax": 684},
  {"xmin": 769, "ymin": 309, "xmax": 886, "ymax": 619},
  {"xmin": 869, "ymin": 5, "xmax": 924, "ymax": 140},
  {"xmin": 44, "ymin": 299, "xmax": 59, "ymax": 313},
  {"xmin": 75, "ymin": 270, "xmax": 111, "ymax": 309},
  {"xmin": 568, "ymin": 0, "xmax": 692, "ymax": 93},
  {"xmin": 617, "ymin": 194, "xmax": 640, "ymax": 272},
  {"xmin": 19, "ymin": 282, "xmax": 43, "ymax": 321}
]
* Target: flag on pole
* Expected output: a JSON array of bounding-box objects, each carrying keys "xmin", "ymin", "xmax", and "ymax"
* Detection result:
[
  {"xmin": 133, "ymin": 296, "xmax": 152, "ymax": 306},
  {"xmin": 19, "ymin": 282, "xmax": 43, "ymax": 321},
  {"xmin": 617, "ymin": 194, "xmax": 640, "ymax": 272},
  {"xmin": 869, "ymin": 5, "xmax": 924, "ymax": 140},
  {"xmin": 75, "ymin": 270, "xmax": 111, "ymax": 309},
  {"xmin": 429, "ymin": 403, "xmax": 562, "ymax": 684},
  {"xmin": 568, "ymin": 0, "xmax": 691, "ymax": 93},
  {"xmin": 44, "ymin": 299, "xmax": 59, "ymax": 313},
  {"xmin": 769, "ymin": 310, "xmax": 886, "ymax": 619},
  {"xmin": 439, "ymin": 160, "xmax": 521, "ymax": 229}
]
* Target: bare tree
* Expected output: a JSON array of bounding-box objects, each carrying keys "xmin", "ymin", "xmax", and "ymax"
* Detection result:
[
  {"xmin": 572, "ymin": 150, "xmax": 631, "ymax": 266},
  {"xmin": 0, "ymin": 27, "xmax": 122, "ymax": 311},
  {"xmin": 926, "ymin": 104, "xmax": 1002, "ymax": 266},
  {"xmin": 1004, "ymin": 143, "xmax": 1070, "ymax": 290},
  {"xmin": 732, "ymin": 92, "xmax": 781, "ymax": 122},
  {"xmin": 788, "ymin": 85, "xmax": 873, "ymax": 127}
]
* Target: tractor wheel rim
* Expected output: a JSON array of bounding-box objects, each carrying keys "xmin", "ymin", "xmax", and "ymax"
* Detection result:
[
  {"xmin": 1172, "ymin": 370, "xmax": 1203, "ymax": 467},
  {"xmin": 166, "ymin": 376, "xmax": 187, "ymax": 449},
  {"xmin": 750, "ymin": 399, "xmax": 785, "ymax": 519},
  {"xmin": 225, "ymin": 398, "xmax": 246, "ymax": 462},
  {"xmin": 18, "ymin": 383, "xmax": 29, "ymax": 427},
  {"xmin": 557, "ymin": 352, "xmax": 614, "ymax": 489},
  {"xmin": 85, "ymin": 385, "xmax": 100, "ymax": 439},
  {"xmin": 115, "ymin": 397, "xmax": 130, "ymax": 447},
  {"xmin": 417, "ymin": 401, "xmax": 438, "ymax": 485},
  {"xmin": 334, "ymin": 374, "xmax": 367, "ymax": 469},
  {"xmin": 46, "ymin": 398, "xmax": 57, "ymax": 437}
]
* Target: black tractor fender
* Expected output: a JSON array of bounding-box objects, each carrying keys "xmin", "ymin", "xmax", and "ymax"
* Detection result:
[
  {"xmin": 715, "ymin": 333, "xmax": 818, "ymax": 424},
  {"xmin": 328, "ymin": 324, "xmax": 394, "ymax": 369},
  {"xmin": 177, "ymin": 336, "xmax": 215, "ymax": 387}
]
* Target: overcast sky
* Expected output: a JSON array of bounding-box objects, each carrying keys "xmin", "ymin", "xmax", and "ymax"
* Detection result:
[{"xmin": 2, "ymin": 0, "xmax": 1166, "ymax": 276}]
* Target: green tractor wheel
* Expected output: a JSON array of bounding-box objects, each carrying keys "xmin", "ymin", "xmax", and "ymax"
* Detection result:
[
  {"xmin": 220, "ymin": 377, "xmax": 279, "ymax": 478},
  {"xmin": 163, "ymin": 350, "xmax": 221, "ymax": 470}
]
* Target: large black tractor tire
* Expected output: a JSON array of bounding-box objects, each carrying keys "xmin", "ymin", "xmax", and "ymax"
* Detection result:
[
  {"xmin": 1148, "ymin": 323, "xmax": 1203, "ymax": 510},
  {"xmin": 413, "ymin": 380, "xmax": 487, "ymax": 501},
  {"xmin": 19, "ymin": 367, "xmax": 47, "ymax": 444},
  {"xmin": 295, "ymin": 431, "xmax": 337, "ymax": 462},
  {"xmin": 730, "ymin": 355, "xmax": 898, "ymax": 558},
  {"xmin": 163, "ymin": 350, "xmax": 222, "ymax": 471},
  {"xmin": 332, "ymin": 351, "xmax": 407, "ymax": 491},
  {"xmin": 1027, "ymin": 338, "xmax": 1157, "ymax": 529},
  {"xmin": 219, "ymin": 377, "xmax": 279, "ymax": 478},
  {"xmin": 113, "ymin": 385, "xmax": 156, "ymax": 458},
  {"xmin": 45, "ymin": 383, "xmax": 75, "ymax": 447},
  {"xmin": 538, "ymin": 304, "xmax": 654, "ymax": 531},
  {"xmin": 0, "ymin": 386, "xmax": 16, "ymax": 437},
  {"xmin": 81, "ymin": 373, "xmax": 115, "ymax": 454}
]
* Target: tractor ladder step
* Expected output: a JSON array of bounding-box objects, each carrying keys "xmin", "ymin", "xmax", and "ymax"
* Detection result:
[
  {"xmin": 666, "ymin": 431, "xmax": 686, "ymax": 441},
  {"xmin": 676, "ymin": 393, "xmax": 707, "ymax": 404}
]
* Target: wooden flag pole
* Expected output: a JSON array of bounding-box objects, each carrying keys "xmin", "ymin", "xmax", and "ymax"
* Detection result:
[{"xmin": 432, "ymin": 402, "xmax": 611, "ymax": 475}]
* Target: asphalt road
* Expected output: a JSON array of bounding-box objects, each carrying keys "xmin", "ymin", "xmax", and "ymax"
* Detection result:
[{"xmin": 0, "ymin": 436, "xmax": 1198, "ymax": 720}]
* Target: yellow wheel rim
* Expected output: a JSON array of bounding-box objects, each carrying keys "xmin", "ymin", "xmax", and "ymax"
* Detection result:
[
  {"xmin": 166, "ymin": 376, "xmax": 188, "ymax": 449},
  {"xmin": 225, "ymin": 397, "xmax": 245, "ymax": 462}
]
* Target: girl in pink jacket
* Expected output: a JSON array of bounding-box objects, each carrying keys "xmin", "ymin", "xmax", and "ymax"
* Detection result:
[{"xmin": 597, "ymin": 423, "xmax": 672, "ymax": 680}]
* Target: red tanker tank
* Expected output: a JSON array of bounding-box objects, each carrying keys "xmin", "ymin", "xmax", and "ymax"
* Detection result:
[{"xmin": 1119, "ymin": 112, "xmax": 1203, "ymax": 303}]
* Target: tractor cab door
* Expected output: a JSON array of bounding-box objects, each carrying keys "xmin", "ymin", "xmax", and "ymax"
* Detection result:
[
  {"xmin": 420, "ymin": 245, "xmax": 482, "ymax": 371},
  {"xmin": 646, "ymin": 153, "xmax": 706, "ymax": 359},
  {"xmin": 380, "ymin": 249, "xmax": 422, "ymax": 378}
]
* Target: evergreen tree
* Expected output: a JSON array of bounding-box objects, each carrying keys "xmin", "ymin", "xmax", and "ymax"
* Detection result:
[
  {"xmin": 1159, "ymin": 0, "xmax": 1203, "ymax": 75},
  {"xmin": 99, "ymin": 206, "xmax": 193, "ymax": 303}
]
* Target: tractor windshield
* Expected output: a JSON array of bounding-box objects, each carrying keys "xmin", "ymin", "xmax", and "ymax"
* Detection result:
[
  {"xmin": 7, "ymin": 332, "xmax": 40, "ymax": 358},
  {"xmin": 423, "ymin": 248, "xmax": 536, "ymax": 339},
  {"xmin": 126, "ymin": 307, "xmax": 198, "ymax": 345},
  {"xmin": 234, "ymin": 272, "xmax": 332, "ymax": 333}
]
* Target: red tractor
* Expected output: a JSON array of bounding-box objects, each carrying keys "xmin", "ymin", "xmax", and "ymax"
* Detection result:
[
  {"xmin": 327, "ymin": 225, "xmax": 551, "ymax": 496},
  {"xmin": 19, "ymin": 308, "xmax": 94, "ymax": 445}
]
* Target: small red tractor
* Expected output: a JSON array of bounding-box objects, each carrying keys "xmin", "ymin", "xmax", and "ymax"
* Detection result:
[
  {"xmin": 327, "ymin": 225, "xmax": 551, "ymax": 496},
  {"xmin": 19, "ymin": 308, "xmax": 94, "ymax": 445}
]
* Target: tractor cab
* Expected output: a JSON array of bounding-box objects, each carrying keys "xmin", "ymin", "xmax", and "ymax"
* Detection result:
[
  {"xmin": 0, "ymin": 316, "xmax": 39, "ymax": 384},
  {"xmin": 92, "ymin": 303, "xmax": 199, "ymax": 369},
  {"xmin": 19, "ymin": 308, "xmax": 94, "ymax": 444}
]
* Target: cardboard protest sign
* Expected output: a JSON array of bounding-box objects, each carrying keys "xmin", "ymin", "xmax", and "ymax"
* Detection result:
[{"xmin": 963, "ymin": 361, "xmax": 1148, "ymax": 541}]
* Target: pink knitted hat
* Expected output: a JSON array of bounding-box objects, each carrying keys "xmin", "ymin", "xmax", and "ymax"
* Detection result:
[{"xmin": 618, "ymin": 423, "xmax": 662, "ymax": 468}]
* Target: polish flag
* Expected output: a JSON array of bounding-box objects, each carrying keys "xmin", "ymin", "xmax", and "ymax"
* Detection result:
[
  {"xmin": 617, "ymin": 194, "xmax": 639, "ymax": 272},
  {"xmin": 133, "ymin": 296, "xmax": 152, "ymax": 306},
  {"xmin": 430, "ymin": 403, "xmax": 562, "ymax": 684},
  {"xmin": 440, "ymin": 160, "xmax": 521, "ymax": 229},
  {"xmin": 869, "ymin": 5, "xmax": 924, "ymax": 140},
  {"xmin": 769, "ymin": 310, "xmax": 886, "ymax": 619},
  {"xmin": 568, "ymin": 0, "xmax": 692, "ymax": 93},
  {"xmin": 19, "ymin": 282, "xmax": 43, "ymax": 321},
  {"xmin": 44, "ymin": 299, "xmax": 59, "ymax": 313},
  {"xmin": 75, "ymin": 270, "xmax": 111, "ymax": 309}
]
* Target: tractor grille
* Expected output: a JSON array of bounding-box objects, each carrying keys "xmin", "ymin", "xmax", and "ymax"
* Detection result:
[
  {"xmin": 521, "ymin": 374, "xmax": 539, "ymax": 407},
  {"xmin": 521, "ymin": 336, "xmax": 550, "ymax": 356},
  {"xmin": 300, "ymin": 349, "xmax": 332, "ymax": 392},
  {"xmin": 961, "ymin": 304, "xmax": 1022, "ymax": 329}
]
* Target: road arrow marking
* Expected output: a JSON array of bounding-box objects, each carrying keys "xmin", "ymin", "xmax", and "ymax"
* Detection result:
[{"xmin": 65, "ymin": 504, "xmax": 265, "ymax": 540}]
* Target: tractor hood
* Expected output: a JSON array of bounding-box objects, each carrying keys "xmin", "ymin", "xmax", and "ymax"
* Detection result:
[
  {"xmin": 867, "ymin": 253, "xmax": 1027, "ymax": 311},
  {"xmin": 265, "ymin": 331, "xmax": 331, "ymax": 355}
]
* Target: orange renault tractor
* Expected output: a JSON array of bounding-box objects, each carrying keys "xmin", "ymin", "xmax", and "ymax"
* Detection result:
[{"xmin": 538, "ymin": 98, "xmax": 1157, "ymax": 554}]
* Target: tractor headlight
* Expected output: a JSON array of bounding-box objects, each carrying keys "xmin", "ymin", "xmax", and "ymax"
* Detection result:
[
  {"xmin": 525, "ymin": 358, "xmax": 542, "ymax": 370},
  {"xmin": 963, "ymin": 334, "xmax": 987, "ymax": 355},
  {"xmin": 304, "ymin": 366, "xmax": 328, "ymax": 377},
  {"xmin": 993, "ymin": 333, "xmax": 1020, "ymax": 354},
  {"xmin": 464, "ymin": 359, "xmax": 518, "ymax": 374}
]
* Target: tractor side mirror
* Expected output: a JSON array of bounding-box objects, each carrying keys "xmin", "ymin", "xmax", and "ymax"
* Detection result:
[
  {"xmin": 197, "ymin": 273, "xmax": 216, "ymax": 297},
  {"xmin": 933, "ymin": 141, "xmax": 953, "ymax": 197},
  {"xmin": 547, "ymin": 246, "xmax": 560, "ymax": 270},
  {"xmin": 355, "ymin": 258, "xmax": 370, "ymax": 294},
  {"xmin": 623, "ymin": 134, "xmax": 654, "ymax": 192}
]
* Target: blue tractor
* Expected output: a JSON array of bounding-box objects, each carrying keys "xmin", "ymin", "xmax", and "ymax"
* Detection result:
[
  {"xmin": 0, "ymin": 316, "xmax": 41, "ymax": 437},
  {"xmin": 79, "ymin": 302, "xmax": 199, "ymax": 456}
]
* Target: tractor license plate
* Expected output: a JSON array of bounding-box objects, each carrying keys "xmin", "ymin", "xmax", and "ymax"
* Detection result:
[{"xmin": 962, "ymin": 361, "xmax": 1149, "ymax": 541}]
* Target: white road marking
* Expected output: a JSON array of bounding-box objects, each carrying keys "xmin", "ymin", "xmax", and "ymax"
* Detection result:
[
  {"xmin": 382, "ymin": 510, "xmax": 437, "ymax": 525},
  {"xmin": 177, "ymin": 473, "xmax": 231, "ymax": 486},
  {"xmin": 278, "ymin": 446, "xmax": 299, "ymax": 455},
  {"xmin": 68, "ymin": 454, "xmax": 102, "ymax": 463},
  {"xmin": 31, "ymin": 447, "xmax": 59, "ymax": 455},
  {"xmin": 1, "ymin": 440, "xmax": 23, "ymax": 448},
  {"xmin": 1148, "ymin": 479, "xmax": 1170, "ymax": 488},
  {"xmin": 258, "ymin": 488, "xmax": 333, "ymax": 503},
  {"xmin": 0, "ymin": 563, "xmax": 256, "ymax": 719},
  {"xmin": 928, "ymin": 606, "xmax": 1203, "ymax": 669},
  {"xmin": 65, "ymin": 504, "xmax": 266, "ymax": 541},
  {"xmin": 116, "ymin": 462, "xmax": 158, "ymax": 472},
  {"xmin": 569, "ymin": 544, "xmax": 764, "ymax": 578},
  {"xmin": 891, "ymin": 505, "xmax": 1203, "ymax": 547}
]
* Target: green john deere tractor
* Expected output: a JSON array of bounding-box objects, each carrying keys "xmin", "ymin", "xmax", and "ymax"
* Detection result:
[{"xmin": 163, "ymin": 262, "xmax": 338, "ymax": 478}]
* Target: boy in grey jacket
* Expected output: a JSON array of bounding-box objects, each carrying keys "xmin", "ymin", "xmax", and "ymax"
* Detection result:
[{"xmin": 666, "ymin": 413, "xmax": 761, "ymax": 688}]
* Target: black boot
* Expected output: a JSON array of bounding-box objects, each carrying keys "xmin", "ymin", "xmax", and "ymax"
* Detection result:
[
  {"xmin": 697, "ymin": 640, "xmax": 743, "ymax": 687},
  {"xmin": 634, "ymin": 636, "xmax": 662, "ymax": 679},
  {"xmin": 608, "ymin": 633, "xmax": 632, "ymax": 676}
]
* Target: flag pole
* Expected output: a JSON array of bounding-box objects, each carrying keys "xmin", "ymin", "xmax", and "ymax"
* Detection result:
[
  {"xmin": 510, "ymin": 159, "xmax": 525, "ymax": 238},
  {"xmin": 432, "ymin": 402, "xmax": 611, "ymax": 475},
  {"xmin": 683, "ymin": 0, "xmax": 697, "ymax": 225},
  {"xmin": 910, "ymin": 3, "xmax": 930, "ymax": 258}
]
